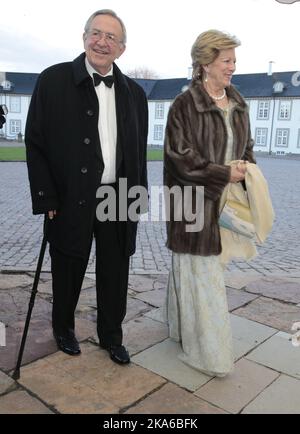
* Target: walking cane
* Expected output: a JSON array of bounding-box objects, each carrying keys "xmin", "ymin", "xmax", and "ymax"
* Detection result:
[{"xmin": 12, "ymin": 215, "xmax": 49, "ymax": 380}]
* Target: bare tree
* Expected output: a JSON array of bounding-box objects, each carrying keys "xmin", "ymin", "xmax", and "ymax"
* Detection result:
[{"xmin": 126, "ymin": 67, "xmax": 159, "ymax": 79}]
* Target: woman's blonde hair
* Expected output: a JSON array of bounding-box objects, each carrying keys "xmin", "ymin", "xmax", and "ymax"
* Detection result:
[{"xmin": 191, "ymin": 30, "xmax": 240, "ymax": 80}]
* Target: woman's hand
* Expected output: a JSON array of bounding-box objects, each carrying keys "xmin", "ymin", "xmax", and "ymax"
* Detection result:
[
  {"xmin": 236, "ymin": 160, "xmax": 247, "ymax": 175},
  {"xmin": 230, "ymin": 161, "xmax": 247, "ymax": 183}
]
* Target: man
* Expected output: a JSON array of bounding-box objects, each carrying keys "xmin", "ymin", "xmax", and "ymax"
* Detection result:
[
  {"xmin": 0, "ymin": 104, "xmax": 8, "ymax": 129},
  {"xmin": 25, "ymin": 10, "xmax": 148, "ymax": 365}
]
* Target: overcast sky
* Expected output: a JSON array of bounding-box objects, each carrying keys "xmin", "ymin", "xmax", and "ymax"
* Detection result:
[{"xmin": 1, "ymin": 0, "xmax": 299, "ymax": 78}]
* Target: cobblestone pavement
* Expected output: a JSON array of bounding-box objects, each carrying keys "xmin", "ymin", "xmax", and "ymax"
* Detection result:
[{"xmin": 0, "ymin": 157, "xmax": 299, "ymax": 275}]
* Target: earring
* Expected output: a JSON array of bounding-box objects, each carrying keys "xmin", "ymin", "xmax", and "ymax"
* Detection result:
[{"xmin": 203, "ymin": 67, "xmax": 209, "ymax": 82}]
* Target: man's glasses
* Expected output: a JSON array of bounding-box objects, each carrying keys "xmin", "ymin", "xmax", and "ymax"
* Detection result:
[{"xmin": 87, "ymin": 29, "xmax": 123, "ymax": 46}]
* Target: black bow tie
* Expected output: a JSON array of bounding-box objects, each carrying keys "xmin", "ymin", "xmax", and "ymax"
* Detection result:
[{"xmin": 93, "ymin": 73, "xmax": 114, "ymax": 88}]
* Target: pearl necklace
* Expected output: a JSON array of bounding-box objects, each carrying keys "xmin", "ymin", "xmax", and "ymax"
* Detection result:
[{"xmin": 209, "ymin": 89, "xmax": 226, "ymax": 101}]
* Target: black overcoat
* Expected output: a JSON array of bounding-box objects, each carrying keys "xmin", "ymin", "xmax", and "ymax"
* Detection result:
[{"xmin": 25, "ymin": 53, "xmax": 148, "ymax": 258}]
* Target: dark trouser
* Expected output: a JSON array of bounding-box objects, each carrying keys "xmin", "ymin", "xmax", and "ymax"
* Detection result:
[{"xmin": 50, "ymin": 218, "xmax": 129, "ymax": 347}]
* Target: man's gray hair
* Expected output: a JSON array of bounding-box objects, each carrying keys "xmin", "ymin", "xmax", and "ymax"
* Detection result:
[{"xmin": 84, "ymin": 9, "xmax": 127, "ymax": 44}]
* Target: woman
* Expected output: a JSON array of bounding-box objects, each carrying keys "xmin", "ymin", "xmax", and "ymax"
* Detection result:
[{"xmin": 164, "ymin": 30, "xmax": 255, "ymax": 377}]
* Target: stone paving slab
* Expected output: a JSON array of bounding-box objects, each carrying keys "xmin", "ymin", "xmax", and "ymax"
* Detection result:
[
  {"xmin": 124, "ymin": 298, "xmax": 153, "ymax": 322},
  {"xmin": 226, "ymin": 287, "xmax": 259, "ymax": 312},
  {"xmin": 233, "ymin": 297, "xmax": 300, "ymax": 333},
  {"xmin": 242, "ymin": 375, "xmax": 300, "ymax": 414},
  {"xmin": 125, "ymin": 383, "xmax": 228, "ymax": 414},
  {"xmin": 133, "ymin": 288, "xmax": 167, "ymax": 308},
  {"xmin": 152, "ymin": 274, "xmax": 169, "ymax": 290},
  {"xmin": 0, "ymin": 273, "xmax": 34, "ymax": 290},
  {"xmin": 224, "ymin": 271, "xmax": 262, "ymax": 290},
  {"xmin": 123, "ymin": 316, "xmax": 168, "ymax": 355},
  {"xmin": 0, "ymin": 370, "xmax": 15, "ymax": 395},
  {"xmin": 76, "ymin": 296, "xmax": 151, "ymax": 326},
  {"xmin": 18, "ymin": 343, "xmax": 166, "ymax": 413},
  {"xmin": 128, "ymin": 275, "xmax": 157, "ymax": 293},
  {"xmin": 76, "ymin": 287, "xmax": 97, "ymax": 311},
  {"xmin": 245, "ymin": 276, "xmax": 300, "ymax": 304},
  {"xmin": 246, "ymin": 332, "xmax": 300, "ymax": 379},
  {"xmin": 230, "ymin": 314, "xmax": 278, "ymax": 361},
  {"xmin": 26, "ymin": 271, "xmax": 52, "ymax": 282},
  {"xmin": 0, "ymin": 390, "xmax": 54, "ymax": 414},
  {"xmin": 194, "ymin": 358, "xmax": 280, "ymax": 414},
  {"xmin": 231, "ymin": 314, "xmax": 277, "ymax": 344},
  {"xmin": 0, "ymin": 316, "xmax": 95, "ymax": 372},
  {"xmin": 36, "ymin": 277, "xmax": 96, "ymax": 297},
  {"xmin": 132, "ymin": 339, "xmax": 211, "ymax": 392},
  {"xmin": 132, "ymin": 316, "xmax": 279, "ymax": 393},
  {"xmin": 0, "ymin": 288, "xmax": 52, "ymax": 326},
  {"xmin": 17, "ymin": 359, "xmax": 118, "ymax": 414},
  {"xmin": 144, "ymin": 306, "xmax": 167, "ymax": 324}
]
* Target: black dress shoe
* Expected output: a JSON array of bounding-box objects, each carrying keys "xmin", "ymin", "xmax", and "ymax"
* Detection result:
[
  {"xmin": 101, "ymin": 344, "xmax": 130, "ymax": 365},
  {"xmin": 53, "ymin": 332, "xmax": 81, "ymax": 356}
]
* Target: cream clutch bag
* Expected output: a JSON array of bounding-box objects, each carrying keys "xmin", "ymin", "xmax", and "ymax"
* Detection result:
[{"xmin": 219, "ymin": 199, "xmax": 255, "ymax": 239}]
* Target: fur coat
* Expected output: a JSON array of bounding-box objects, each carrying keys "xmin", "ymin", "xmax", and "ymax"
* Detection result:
[{"xmin": 164, "ymin": 80, "xmax": 256, "ymax": 256}]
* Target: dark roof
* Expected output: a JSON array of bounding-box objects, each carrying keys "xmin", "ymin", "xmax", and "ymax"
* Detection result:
[
  {"xmin": 2, "ymin": 71, "xmax": 300, "ymax": 99},
  {"xmin": 4, "ymin": 72, "xmax": 39, "ymax": 95},
  {"xmin": 134, "ymin": 79, "xmax": 157, "ymax": 98},
  {"xmin": 147, "ymin": 78, "xmax": 191, "ymax": 100},
  {"xmin": 138, "ymin": 71, "xmax": 300, "ymax": 100},
  {"xmin": 232, "ymin": 71, "xmax": 300, "ymax": 98}
]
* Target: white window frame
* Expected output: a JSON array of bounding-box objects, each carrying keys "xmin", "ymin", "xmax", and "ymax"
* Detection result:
[
  {"xmin": 257, "ymin": 101, "xmax": 270, "ymax": 120},
  {"xmin": 153, "ymin": 125, "xmax": 164, "ymax": 141},
  {"xmin": 10, "ymin": 119, "xmax": 21, "ymax": 135},
  {"xmin": 10, "ymin": 96, "xmax": 21, "ymax": 113},
  {"xmin": 255, "ymin": 128, "xmax": 268, "ymax": 147},
  {"xmin": 155, "ymin": 103, "xmax": 164, "ymax": 119},
  {"xmin": 278, "ymin": 100, "xmax": 292, "ymax": 120},
  {"xmin": 275, "ymin": 129, "xmax": 289, "ymax": 147}
]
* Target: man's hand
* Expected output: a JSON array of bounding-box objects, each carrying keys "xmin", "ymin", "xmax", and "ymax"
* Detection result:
[{"xmin": 48, "ymin": 210, "xmax": 57, "ymax": 220}]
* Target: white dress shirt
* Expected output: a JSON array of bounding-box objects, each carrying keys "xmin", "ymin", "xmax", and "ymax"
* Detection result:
[{"xmin": 85, "ymin": 58, "xmax": 117, "ymax": 184}]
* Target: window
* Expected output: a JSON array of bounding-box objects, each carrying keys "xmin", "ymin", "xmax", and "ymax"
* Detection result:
[
  {"xmin": 279, "ymin": 100, "xmax": 291, "ymax": 120},
  {"xmin": 255, "ymin": 128, "xmax": 268, "ymax": 147},
  {"xmin": 155, "ymin": 103, "xmax": 164, "ymax": 119},
  {"xmin": 275, "ymin": 129, "xmax": 289, "ymax": 147},
  {"xmin": 10, "ymin": 96, "xmax": 21, "ymax": 113},
  {"xmin": 154, "ymin": 125, "xmax": 164, "ymax": 141},
  {"xmin": 257, "ymin": 101, "xmax": 270, "ymax": 120},
  {"xmin": 1, "ymin": 80, "xmax": 12, "ymax": 91},
  {"xmin": 273, "ymin": 81, "xmax": 285, "ymax": 93},
  {"xmin": 10, "ymin": 120, "xmax": 21, "ymax": 135},
  {"xmin": 297, "ymin": 129, "xmax": 300, "ymax": 148}
]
